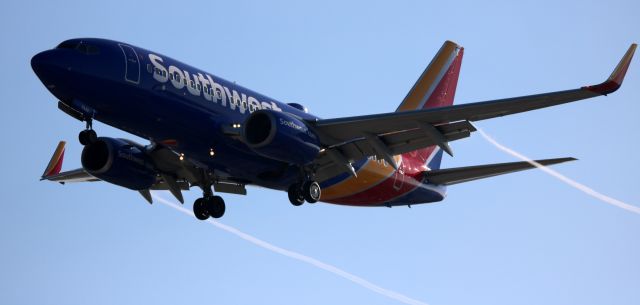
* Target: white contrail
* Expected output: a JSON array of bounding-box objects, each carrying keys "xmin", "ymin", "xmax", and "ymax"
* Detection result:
[
  {"xmin": 151, "ymin": 193, "xmax": 430, "ymax": 305},
  {"xmin": 476, "ymin": 127, "xmax": 640, "ymax": 215}
]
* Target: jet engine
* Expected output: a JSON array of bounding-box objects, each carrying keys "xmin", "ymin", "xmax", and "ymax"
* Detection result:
[
  {"xmin": 81, "ymin": 137, "xmax": 157, "ymax": 190},
  {"xmin": 242, "ymin": 110, "xmax": 321, "ymax": 165}
]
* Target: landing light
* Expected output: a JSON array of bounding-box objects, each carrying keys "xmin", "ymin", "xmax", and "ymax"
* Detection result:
[
  {"xmin": 179, "ymin": 153, "xmax": 185, "ymax": 161},
  {"xmin": 209, "ymin": 149, "xmax": 215, "ymax": 156}
]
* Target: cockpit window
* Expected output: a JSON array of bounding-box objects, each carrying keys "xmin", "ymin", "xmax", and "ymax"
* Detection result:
[
  {"xmin": 56, "ymin": 40, "xmax": 78, "ymax": 49},
  {"xmin": 56, "ymin": 40, "xmax": 100, "ymax": 54},
  {"xmin": 76, "ymin": 42, "xmax": 100, "ymax": 54},
  {"xmin": 86, "ymin": 45, "xmax": 100, "ymax": 54}
]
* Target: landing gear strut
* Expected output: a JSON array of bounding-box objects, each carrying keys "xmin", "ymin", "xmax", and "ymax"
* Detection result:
[
  {"xmin": 78, "ymin": 118, "xmax": 97, "ymax": 146},
  {"xmin": 287, "ymin": 180, "xmax": 321, "ymax": 206}
]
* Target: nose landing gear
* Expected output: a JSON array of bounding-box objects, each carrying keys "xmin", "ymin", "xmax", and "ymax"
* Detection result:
[
  {"xmin": 79, "ymin": 129, "xmax": 97, "ymax": 146},
  {"xmin": 78, "ymin": 118, "xmax": 97, "ymax": 146}
]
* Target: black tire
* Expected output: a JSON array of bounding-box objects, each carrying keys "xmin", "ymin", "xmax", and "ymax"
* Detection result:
[
  {"xmin": 193, "ymin": 198, "xmax": 209, "ymax": 220},
  {"xmin": 302, "ymin": 181, "xmax": 321, "ymax": 203},
  {"xmin": 207, "ymin": 196, "xmax": 226, "ymax": 218},
  {"xmin": 79, "ymin": 130, "xmax": 89, "ymax": 146},
  {"xmin": 79, "ymin": 130, "xmax": 97, "ymax": 146},
  {"xmin": 87, "ymin": 130, "xmax": 97, "ymax": 143},
  {"xmin": 288, "ymin": 184, "xmax": 305, "ymax": 206}
]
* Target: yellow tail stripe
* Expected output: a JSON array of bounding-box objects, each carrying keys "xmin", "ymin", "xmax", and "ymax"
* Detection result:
[{"xmin": 321, "ymin": 157, "xmax": 399, "ymax": 200}]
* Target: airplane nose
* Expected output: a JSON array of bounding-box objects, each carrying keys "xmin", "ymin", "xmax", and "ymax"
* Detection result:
[
  {"xmin": 31, "ymin": 49, "xmax": 73, "ymax": 88},
  {"xmin": 31, "ymin": 50, "xmax": 50, "ymax": 71},
  {"xmin": 31, "ymin": 50, "xmax": 57, "ymax": 80}
]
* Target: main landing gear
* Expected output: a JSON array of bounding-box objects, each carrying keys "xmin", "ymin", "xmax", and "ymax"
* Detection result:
[
  {"xmin": 193, "ymin": 178, "xmax": 226, "ymax": 220},
  {"xmin": 193, "ymin": 195, "xmax": 226, "ymax": 220},
  {"xmin": 79, "ymin": 118, "xmax": 97, "ymax": 146},
  {"xmin": 287, "ymin": 180, "xmax": 321, "ymax": 206}
]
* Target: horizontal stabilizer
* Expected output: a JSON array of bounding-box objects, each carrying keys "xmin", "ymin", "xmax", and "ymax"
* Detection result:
[{"xmin": 424, "ymin": 157, "xmax": 576, "ymax": 185}]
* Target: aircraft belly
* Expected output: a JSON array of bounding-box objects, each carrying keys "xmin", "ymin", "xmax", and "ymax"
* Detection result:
[{"xmin": 320, "ymin": 160, "xmax": 443, "ymax": 206}]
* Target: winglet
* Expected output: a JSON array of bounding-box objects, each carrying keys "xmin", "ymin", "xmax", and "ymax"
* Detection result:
[
  {"xmin": 42, "ymin": 141, "xmax": 66, "ymax": 179},
  {"xmin": 583, "ymin": 43, "xmax": 637, "ymax": 95}
]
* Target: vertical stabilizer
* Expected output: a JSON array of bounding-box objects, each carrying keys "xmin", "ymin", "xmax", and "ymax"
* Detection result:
[
  {"xmin": 397, "ymin": 41, "xmax": 463, "ymax": 170},
  {"xmin": 396, "ymin": 41, "xmax": 463, "ymax": 112}
]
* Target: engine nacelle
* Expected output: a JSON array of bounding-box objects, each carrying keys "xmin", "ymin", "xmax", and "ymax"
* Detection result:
[
  {"xmin": 81, "ymin": 137, "xmax": 157, "ymax": 190},
  {"xmin": 242, "ymin": 110, "xmax": 321, "ymax": 165}
]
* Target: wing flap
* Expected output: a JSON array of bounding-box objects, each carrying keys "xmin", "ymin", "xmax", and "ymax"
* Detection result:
[
  {"xmin": 313, "ymin": 120, "xmax": 476, "ymax": 180},
  {"xmin": 383, "ymin": 120, "xmax": 475, "ymax": 155},
  {"xmin": 315, "ymin": 120, "xmax": 475, "ymax": 166},
  {"xmin": 424, "ymin": 157, "xmax": 576, "ymax": 185}
]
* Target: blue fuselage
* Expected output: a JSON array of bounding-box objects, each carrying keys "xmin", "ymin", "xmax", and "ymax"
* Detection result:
[{"xmin": 32, "ymin": 38, "xmax": 313, "ymax": 191}]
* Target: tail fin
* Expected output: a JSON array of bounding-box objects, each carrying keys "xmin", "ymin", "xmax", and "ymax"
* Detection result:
[
  {"xmin": 396, "ymin": 40, "xmax": 464, "ymax": 112},
  {"xmin": 397, "ymin": 41, "xmax": 464, "ymax": 170},
  {"xmin": 42, "ymin": 141, "xmax": 66, "ymax": 179}
]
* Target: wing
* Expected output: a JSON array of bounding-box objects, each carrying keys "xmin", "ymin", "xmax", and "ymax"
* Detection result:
[
  {"xmin": 41, "ymin": 141, "xmax": 246, "ymax": 204},
  {"xmin": 309, "ymin": 44, "xmax": 636, "ymax": 179}
]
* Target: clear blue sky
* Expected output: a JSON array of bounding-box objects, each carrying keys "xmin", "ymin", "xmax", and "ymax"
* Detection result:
[{"xmin": 1, "ymin": 1, "xmax": 639, "ymax": 304}]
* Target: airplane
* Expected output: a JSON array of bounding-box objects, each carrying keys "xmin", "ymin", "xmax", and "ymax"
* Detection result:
[{"xmin": 33, "ymin": 38, "xmax": 636, "ymax": 220}]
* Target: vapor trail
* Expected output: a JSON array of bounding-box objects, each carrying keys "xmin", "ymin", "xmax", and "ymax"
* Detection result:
[
  {"xmin": 476, "ymin": 127, "xmax": 640, "ymax": 215},
  {"xmin": 152, "ymin": 193, "xmax": 430, "ymax": 305}
]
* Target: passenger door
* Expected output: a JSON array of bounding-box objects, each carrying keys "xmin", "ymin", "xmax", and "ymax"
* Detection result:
[{"xmin": 119, "ymin": 44, "xmax": 140, "ymax": 84}]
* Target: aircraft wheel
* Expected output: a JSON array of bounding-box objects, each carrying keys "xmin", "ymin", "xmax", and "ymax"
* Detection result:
[
  {"xmin": 193, "ymin": 198, "xmax": 209, "ymax": 220},
  {"xmin": 302, "ymin": 181, "xmax": 321, "ymax": 203},
  {"xmin": 288, "ymin": 183, "xmax": 305, "ymax": 206},
  {"xmin": 79, "ymin": 129, "xmax": 97, "ymax": 146},
  {"xmin": 206, "ymin": 196, "xmax": 225, "ymax": 218}
]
